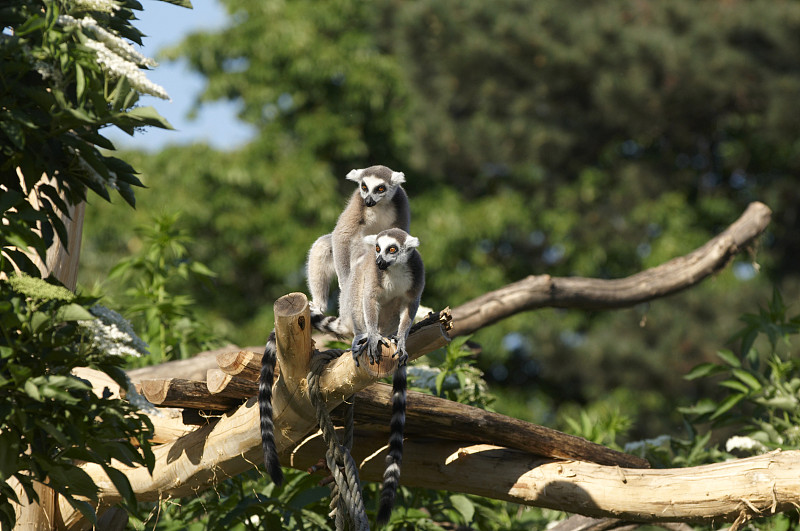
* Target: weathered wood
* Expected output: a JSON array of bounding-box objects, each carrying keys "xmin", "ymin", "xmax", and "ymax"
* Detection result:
[
  {"xmin": 549, "ymin": 515, "xmax": 693, "ymax": 531},
  {"xmin": 333, "ymin": 383, "xmax": 648, "ymax": 469},
  {"xmin": 286, "ymin": 431, "xmax": 800, "ymax": 526},
  {"xmin": 127, "ymin": 344, "xmax": 241, "ymax": 384},
  {"xmin": 215, "ymin": 349, "xmax": 264, "ymax": 382},
  {"xmin": 206, "ymin": 368, "xmax": 259, "ymax": 397},
  {"xmin": 140, "ymin": 378, "xmax": 239, "ymax": 410},
  {"xmin": 56, "ymin": 294, "xmax": 453, "ymax": 529},
  {"xmin": 316, "ymin": 308, "xmax": 452, "ymax": 401},
  {"xmin": 450, "ymin": 201, "xmax": 772, "ymax": 336},
  {"xmin": 11, "ymin": 478, "xmax": 55, "ymax": 531}
]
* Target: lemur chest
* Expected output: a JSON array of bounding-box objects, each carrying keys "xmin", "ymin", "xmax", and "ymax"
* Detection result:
[
  {"xmin": 363, "ymin": 206, "xmax": 396, "ymax": 232},
  {"xmin": 379, "ymin": 268, "xmax": 413, "ymax": 301}
]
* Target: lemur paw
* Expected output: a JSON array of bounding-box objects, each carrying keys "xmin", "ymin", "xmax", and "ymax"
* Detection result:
[
  {"xmin": 351, "ymin": 334, "xmax": 368, "ymax": 366},
  {"xmin": 393, "ymin": 346, "xmax": 409, "ymax": 367},
  {"xmin": 367, "ymin": 334, "xmax": 390, "ymax": 365}
]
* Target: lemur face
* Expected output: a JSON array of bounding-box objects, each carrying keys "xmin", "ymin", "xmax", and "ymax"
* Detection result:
[
  {"xmin": 347, "ymin": 166, "xmax": 405, "ymax": 208},
  {"xmin": 364, "ymin": 229, "xmax": 420, "ymax": 271}
]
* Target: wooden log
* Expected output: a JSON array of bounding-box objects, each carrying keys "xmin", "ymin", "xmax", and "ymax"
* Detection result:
[
  {"xmin": 286, "ymin": 431, "xmax": 800, "ymax": 526},
  {"xmin": 450, "ymin": 201, "xmax": 772, "ymax": 336},
  {"xmin": 317, "ymin": 308, "xmax": 452, "ymax": 401},
  {"xmin": 215, "ymin": 349, "xmax": 264, "ymax": 382},
  {"xmin": 11, "ymin": 478, "xmax": 55, "ymax": 531},
  {"xmin": 127, "ymin": 344, "xmax": 241, "ymax": 384},
  {"xmin": 56, "ymin": 293, "xmax": 452, "ymax": 529},
  {"xmin": 206, "ymin": 368, "xmax": 259, "ymax": 397},
  {"xmin": 268, "ymin": 292, "xmax": 318, "ymax": 455},
  {"xmin": 140, "ymin": 378, "xmax": 239, "ymax": 410},
  {"xmin": 333, "ymin": 382, "xmax": 648, "ymax": 469}
]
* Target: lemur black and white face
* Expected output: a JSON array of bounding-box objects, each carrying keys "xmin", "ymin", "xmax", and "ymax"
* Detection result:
[
  {"xmin": 364, "ymin": 228, "xmax": 419, "ymax": 271},
  {"xmin": 347, "ymin": 165, "xmax": 405, "ymax": 208}
]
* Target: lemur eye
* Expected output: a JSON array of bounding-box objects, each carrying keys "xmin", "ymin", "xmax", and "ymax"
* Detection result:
[
  {"xmin": 388, "ymin": 246, "xmax": 398, "ymax": 254},
  {"xmin": 361, "ymin": 183, "xmax": 368, "ymax": 191},
  {"xmin": 375, "ymin": 245, "xmax": 381, "ymax": 253},
  {"xmin": 377, "ymin": 185, "xmax": 386, "ymax": 193}
]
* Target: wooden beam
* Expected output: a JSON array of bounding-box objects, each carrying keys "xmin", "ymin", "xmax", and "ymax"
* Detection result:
[
  {"xmin": 206, "ymin": 369, "xmax": 259, "ymax": 397},
  {"xmin": 333, "ymin": 383, "xmax": 648, "ymax": 469},
  {"xmin": 140, "ymin": 378, "xmax": 239, "ymax": 410},
  {"xmin": 215, "ymin": 349, "xmax": 263, "ymax": 381},
  {"xmin": 286, "ymin": 431, "xmax": 800, "ymax": 526}
]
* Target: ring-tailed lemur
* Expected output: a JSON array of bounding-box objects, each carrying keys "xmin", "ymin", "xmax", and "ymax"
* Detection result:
[
  {"xmin": 306, "ymin": 165, "xmax": 410, "ymax": 314},
  {"xmin": 313, "ymin": 228, "xmax": 425, "ymax": 523},
  {"xmin": 259, "ymin": 166, "xmax": 410, "ymax": 486}
]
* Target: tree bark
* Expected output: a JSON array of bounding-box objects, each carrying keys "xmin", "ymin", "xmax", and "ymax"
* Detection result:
[
  {"xmin": 333, "ymin": 383, "xmax": 649, "ymax": 469},
  {"xmin": 286, "ymin": 433, "xmax": 799, "ymax": 527},
  {"xmin": 449, "ymin": 201, "xmax": 771, "ymax": 336}
]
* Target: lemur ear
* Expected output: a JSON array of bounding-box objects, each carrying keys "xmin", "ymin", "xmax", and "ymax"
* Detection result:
[
  {"xmin": 363, "ymin": 234, "xmax": 378, "ymax": 245},
  {"xmin": 391, "ymin": 171, "xmax": 406, "ymax": 185},
  {"xmin": 405, "ymin": 236, "xmax": 420, "ymax": 248},
  {"xmin": 346, "ymin": 169, "xmax": 364, "ymax": 182}
]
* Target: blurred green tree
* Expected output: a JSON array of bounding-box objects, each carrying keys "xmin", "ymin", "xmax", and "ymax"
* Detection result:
[{"xmin": 80, "ymin": 0, "xmax": 800, "ymax": 438}]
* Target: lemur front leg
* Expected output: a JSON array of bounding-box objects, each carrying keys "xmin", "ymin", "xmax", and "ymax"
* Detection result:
[
  {"xmin": 351, "ymin": 332, "xmax": 389, "ymax": 366},
  {"xmin": 392, "ymin": 301, "xmax": 419, "ymax": 367}
]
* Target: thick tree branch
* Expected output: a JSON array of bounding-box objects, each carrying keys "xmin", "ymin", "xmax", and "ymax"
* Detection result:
[
  {"xmin": 450, "ymin": 201, "xmax": 771, "ymax": 336},
  {"xmin": 287, "ymin": 433, "xmax": 799, "ymax": 526}
]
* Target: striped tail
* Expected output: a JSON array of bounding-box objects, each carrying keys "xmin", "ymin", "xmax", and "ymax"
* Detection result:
[
  {"xmin": 377, "ymin": 364, "xmax": 407, "ymax": 523},
  {"xmin": 310, "ymin": 309, "xmax": 350, "ymax": 338},
  {"xmin": 258, "ymin": 330, "xmax": 284, "ymax": 485}
]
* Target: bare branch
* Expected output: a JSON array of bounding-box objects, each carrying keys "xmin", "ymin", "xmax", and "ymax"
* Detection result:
[{"xmin": 450, "ymin": 201, "xmax": 771, "ymax": 336}]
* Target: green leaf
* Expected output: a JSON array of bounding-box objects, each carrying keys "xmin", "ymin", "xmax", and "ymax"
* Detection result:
[
  {"xmin": 101, "ymin": 465, "xmax": 137, "ymax": 507},
  {"xmin": 74, "ymin": 63, "xmax": 85, "ymax": 99},
  {"xmin": 718, "ymin": 379, "xmax": 749, "ymax": 394},
  {"xmin": 119, "ymin": 106, "xmax": 174, "ymax": 130},
  {"xmin": 0, "ymin": 431, "xmax": 20, "ymax": 481},
  {"xmin": 684, "ymin": 362, "xmax": 725, "ymax": 381},
  {"xmin": 0, "ymin": 119, "xmax": 24, "ymax": 150},
  {"xmin": 449, "ymin": 494, "xmax": 475, "ymax": 524},
  {"xmin": 732, "ymin": 369, "xmax": 762, "ymax": 392},
  {"xmin": 710, "ymin": 394, "xmax": 745, "ymax": 420},
  {"xmin": 24, "ymin": 380, "xmax": 42, "ymax": 401},
  {"xmin": 677, "ymin": 398, "xmax": 717, "ymax": 416},
  {"xmin": 158, "ymin": 0, "xmax": 193, "ymax": 7},
  {"xmin": 56, "ymin": 303, "xmax": 95, "ymax": 322},
  {"xmin": 716, "ymin": 349, "xmax": 741, "ymax": 368}
]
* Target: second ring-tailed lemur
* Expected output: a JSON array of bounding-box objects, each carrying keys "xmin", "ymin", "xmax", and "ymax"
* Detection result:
[
  {"xmin": 306, "ymin": 165, "xmax": 410, "ymax": 315},
  {"xmin": 259, "ymin": 166, "xmax": 410, "ymax": 487},
  {"xmin": 313, "ymin": 228, "xmax": 425, "ymax": 523}
]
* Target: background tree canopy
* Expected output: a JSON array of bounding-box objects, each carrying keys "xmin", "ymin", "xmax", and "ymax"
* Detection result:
[{"xmin": 81, "ymin": 0, "xmax": 800, "ymax": 439}]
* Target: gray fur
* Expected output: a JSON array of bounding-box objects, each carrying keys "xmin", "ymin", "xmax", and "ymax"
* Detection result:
[{"xmin": 306, "ymin": 165, "xmax": 410, "ymax": 314}]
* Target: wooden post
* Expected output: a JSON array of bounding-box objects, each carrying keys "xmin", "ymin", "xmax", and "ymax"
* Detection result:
[{"xmin": 11, "ymin": 173, "xmax": 85, "ymax": 530}]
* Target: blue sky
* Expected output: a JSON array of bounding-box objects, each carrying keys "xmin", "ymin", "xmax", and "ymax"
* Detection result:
[{"xmin": 106, "ymin": 0, "xmax": 255, "ymax": 151}]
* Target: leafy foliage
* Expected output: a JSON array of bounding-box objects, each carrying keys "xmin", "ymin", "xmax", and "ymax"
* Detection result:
[
  {"xmin": 0, "ymin": 0, "xmax": 179, "ymax": 276},
  {"xmin": 683, "ymin": 289, "xmax": 800, "ymax": 451},
  {"xmin": 107, "ymin": 214, "xmax": 223, "ymax": 365},
  {"xmin": 1, "ymin": 0, "xmax": 188, "ymax": 527},
  {"xmin": 0, "ymin": 274, "xmax": 155, "ymax": 528}
]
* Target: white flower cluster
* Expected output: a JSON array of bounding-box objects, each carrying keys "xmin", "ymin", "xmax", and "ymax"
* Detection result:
[
  {"xmin": 80, "ymin": 305, "xmax": 149, "ymax": 358},
  {"xmin": 33, "ymin": 60, "xmax": 61, "ymax": 82},
  {"xmin": 72, "ymin": 0, "xmax": 120, "ymax": 14},
  {"xmin": 57, "ymin": 14, "xmax": 170, "ymax": 100},
  {"xmin": 725, "ymin": 435, "xmax": 767, "ymax": 454}
]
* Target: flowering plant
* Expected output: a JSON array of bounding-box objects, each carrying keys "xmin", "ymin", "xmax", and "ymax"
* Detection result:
[
  {"xmin": 0, "ymin": 274, "xmax": 156, "ymax": 528},
  {"xmin": 0, "ymin": 0, "xmax": 189, "ymax": 277}
]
